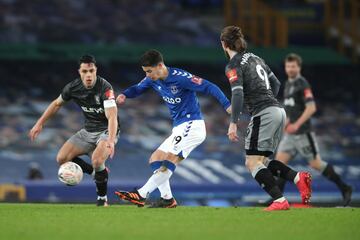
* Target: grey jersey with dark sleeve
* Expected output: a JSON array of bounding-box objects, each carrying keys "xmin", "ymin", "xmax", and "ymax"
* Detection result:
[
  {"xmin": 225, "ymin": 52, "xmax": 281, "ymax": 118},
  {"xmin": 61, "ymin": 76, "xmax": 119, "ymax": 132},
  {"xmin": 283, "ymin": 76, "xmax": 315, "ymax": 134}
]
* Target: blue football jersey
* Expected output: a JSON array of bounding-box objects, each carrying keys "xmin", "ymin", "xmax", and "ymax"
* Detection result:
[{"xmin": 123, "ymin": 67, "xmax": 230, "ymax": 126}]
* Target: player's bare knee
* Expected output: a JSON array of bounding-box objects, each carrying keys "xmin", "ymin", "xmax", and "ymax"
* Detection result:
[
  {"xmin": 245, "ymin": 159, "xmax": 255, "ymax": 171},
  {"xmin": 164, "ymin": 152, "xmax": 181, "ymax": 164},
  {"xmin": 56, "ymin": 153, "xmax": 68, "ymax": 165},
  {"xmin": 149, "ymin": 150, "xmax": 167, "ymax": 163},
  {"xmin": 245, "ymin": 156, "xmax": 264, "ymax": 171},
  {"xmin": 92, "ymin": 160, "xmax": 101, "ymax": 169},
  {"xmin": 275, "ymin": 152, "xmax": 289, "ymax": 164},
  {"xmin": 245, "ymin": 159, "xmax": 257, "ymax": 171},
  {"xmin": 91, "ymin": 156, "xmax": 104, "ymax": 169},
  {"xmin": 149, "ymin": 152, "xmax": 160, "ymax": 163},
  {"xmin": 309, "ymin": 158, "xmax": 323, "ymax": 171}
]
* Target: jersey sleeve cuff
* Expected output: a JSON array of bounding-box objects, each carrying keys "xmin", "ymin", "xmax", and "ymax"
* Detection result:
[
  {"xmin": 224, "ymin": 101, "xmax": 231, "ymax": 110},
  {"xmin": 59, "ymin": 94, "xmax": 68, "ymax": 102}
]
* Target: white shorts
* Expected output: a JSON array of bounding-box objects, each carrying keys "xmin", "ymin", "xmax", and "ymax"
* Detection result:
[{"xmin": 158, "ymin": 120, "xmax": 206, "ymax": 159}]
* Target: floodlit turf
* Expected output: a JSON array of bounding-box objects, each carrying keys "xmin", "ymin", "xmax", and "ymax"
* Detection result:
[{"xmin": 0, "ymin": 203, "xmax": 359, "ymax": 240}]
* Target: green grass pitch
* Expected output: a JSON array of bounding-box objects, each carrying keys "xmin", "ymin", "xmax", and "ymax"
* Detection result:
[{"xmin": 0, "ymin": 203, "xmax": 359, "ymax": 240}]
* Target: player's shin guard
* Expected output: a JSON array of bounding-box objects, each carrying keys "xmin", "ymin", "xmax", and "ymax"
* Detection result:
[
  {"xmin": 158, "ymin": 180, "xmax": 173, "ymax": 200},
  {"xmin": 95, "ymin": 169, "xmax": 108, "ymax": 198},
  {"xmin": 276, "ymin": 177, "xmax": 287, "ymax": 193},
  {"xmin": 72, "ymin": 157, "xmax": 93, "ymax": 175},
  {"xmin": 150, "ymin": 161, "xmax": 173, "ymax": 200},
  {"xmin": 138, "ymin": 160, "xmax": 176, "ymax": 198},
  {"xmin": 253, "ymin": 165, "xmax": 283, "ymax": 200},
  {"xmin": 267, "ymin": 160, "xmax": 297, "ymax": 182}
]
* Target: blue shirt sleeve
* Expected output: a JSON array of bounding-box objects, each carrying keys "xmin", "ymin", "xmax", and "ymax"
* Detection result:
[
  {"xmin": 123, "ymin": 78, "xmax": 151, "ymax": 98},
  {"xmin": 181, "ymin": 75, "xmax": 231, "ymax": 110}
]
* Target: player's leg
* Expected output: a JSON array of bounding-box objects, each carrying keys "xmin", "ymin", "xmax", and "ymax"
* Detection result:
[
  {"xmin": 91, "ymin": 139, "xmax": 112, "ymax": 206},
  {"xmin": 276, "ymin": 151, "xmax": 293, "ymax": 165},
  {"xmin": 149, "ymin": 149, "xmax": 175, "ymax": 201},
  {"xmin": 57, "ymin": 130, "xmax": 93, "ymax": 175},
  {"xmin": 266, "ymin": 154, "xmax": 312, "ymax": 205},
  {"xmin": 116, "ymin": 120, "xmax": 206, "ymax": 207},
  {"xmin": 272, "ymin": 134, "xmax": 297, "ymax": 192},
  {"xmin": 246, "ymin": 154, "xmax": 289, "ymax": 210},
  {"xmin": 263, "ymin": 108, "xmax": 311, "ymax": 204},
  {"xmin": 91, "ymin": 130, "xmax": 119, "ymax": 206},
  {"xmin": 56, "ymin": 141, "xmax": 85, "ymax": 165},
  {"xmin": 138, "ymin": 152, "xmax": 180, "ymax": 200},
  {"xmin": 265, "ymin": 156, "xmax": 298, "ymax": 193},
  {"xmin": 142, "ymin": 120, "xmax": 205, "ymax": 206},
  {"xmin": 116, "ymin": 151, "xmax": 180, "ymax": 207},
  {"xmin": 304, "ymin": 133, "xmax": 352, "ymax": 206},
  {"xmin": 245, "ymin": 107, "xmax": 290, "ymax": 210}
]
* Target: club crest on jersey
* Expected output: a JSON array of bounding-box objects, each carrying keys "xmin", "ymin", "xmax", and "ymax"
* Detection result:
[
  {"xmin": 226, "ymin": 69, "xmax": 238, "ymax": 83},
  {"xmin": 191, "ymin": 76, "xmax": 203, "ymax": 85},
  {"xmin": 94, "ymin": 95, "xmax": 100, "ymax": 105},
  {"xmin": 170, "ymin": 85, "xmax": 179, "ymax": 94}
]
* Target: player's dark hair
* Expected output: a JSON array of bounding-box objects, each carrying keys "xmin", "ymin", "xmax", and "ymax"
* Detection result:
[
  {"xmin": 140, "ymin": 49, "xmax": 164, "ymax": 67},
  {"xmin": 79, "ymin": 54, "xmax": 96, "ymax": 66},
  {"xmin": 285, "ymin": 53, "xmax": 302, "ymax": 67},
  {"xmin": 220, "ymin": 26, "xmax": 247, "ymax": 53}
]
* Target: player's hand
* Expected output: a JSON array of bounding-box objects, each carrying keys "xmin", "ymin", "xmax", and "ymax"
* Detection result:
[
  {"xmin": 286, "ymin": 123, "xmax": 299, "ymax": 134},
  {"xmin": 116, "ymin": 94, "xmax": 126, "ymax": 105},
  {"xmin": 106, "ymin": 140, "xmax": 115, "ymax": 159},
  {"xmin": 29, "ymin": 123, "xmax": 43, "ymax": 141},
  {"xmin": 227, "ymin": 122, "xmax": 239, "ymax": 142},
  {"xmin": 226, "ymin": 106, "xmax": 232, "ymax": 114}
]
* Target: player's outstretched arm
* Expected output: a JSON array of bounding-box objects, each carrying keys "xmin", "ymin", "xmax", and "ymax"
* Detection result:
[
  {"xmin": 105, "ymin": 106, "xmax": 118, "ymax": 158},
  {"xmin": 184, "ymin": 76, "xmax": 231, "ymax": 111},
  {"xmin": 29, "ymin": 96, "xmax": 65, "ymax": 141},
  {"xmin": 119, "ymin": 79, "xmax": 152, "ymax": 103}
]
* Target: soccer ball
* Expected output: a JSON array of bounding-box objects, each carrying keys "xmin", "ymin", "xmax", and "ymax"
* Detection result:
[{"xmin": 58, "ymin": 162, "xmax": 83, "ymax": 186}]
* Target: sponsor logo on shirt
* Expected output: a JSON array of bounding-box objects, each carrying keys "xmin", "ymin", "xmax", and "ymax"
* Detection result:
[
  {"xmin": 81, "ymin": 106, "xmax": 104, "ymax": 113},
  {"xmin": 170, "ymin": 85, "xmax": 179, "ymax": 94},
  {"xmin": 226, "ymin": 69, "xmax": 238, "ymax": 83},
  {"xmin": 163, "ymin": 96, "xmax": 181, "ymax": 104},
  {"xmin": 284, "ymin": 98, "xmax": 295, "ymax": 106}
]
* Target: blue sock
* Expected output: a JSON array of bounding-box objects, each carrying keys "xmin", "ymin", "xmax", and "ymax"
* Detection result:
[
  {"xmin": 163, "ymin": 160, "xmax": 176, "ymax": 172},
  {"xmin": 150, "ymin": 161, "xmax": 163, "ymax": 172}
]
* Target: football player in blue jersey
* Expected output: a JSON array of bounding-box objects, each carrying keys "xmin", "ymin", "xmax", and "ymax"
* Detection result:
[{"xmin": 115, "ymin": 49, "xmax": 231, "ymax": 208}]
